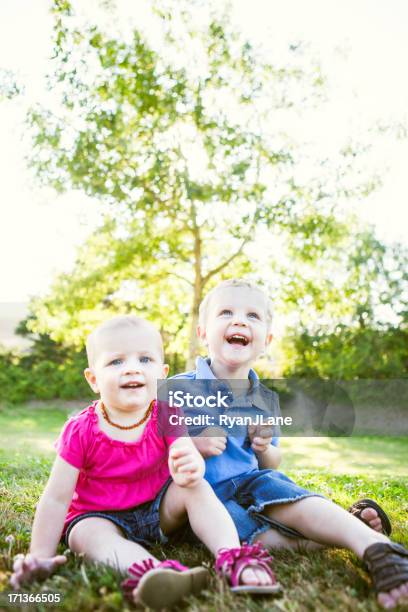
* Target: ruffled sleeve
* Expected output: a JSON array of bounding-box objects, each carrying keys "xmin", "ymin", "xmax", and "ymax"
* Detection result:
[
  {"xmin": 54, "ymin": 411, "xmax": 89, "ymax": 469},
  {"xmin": 152, "ymin": 400, "xmax": 188, "ymax": 447}
]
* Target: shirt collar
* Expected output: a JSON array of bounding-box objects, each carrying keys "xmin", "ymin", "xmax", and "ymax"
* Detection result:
[
  {"xmin": 195, "ymin": 357, "xmax": 259, "ymax": 386},
  {"xmin": 195, "ymin": 357, "xmax": 268, "ymax": 410},
  {"xmin": 195, "ymin": 356, "xmax": 217, "ymax": 379}
]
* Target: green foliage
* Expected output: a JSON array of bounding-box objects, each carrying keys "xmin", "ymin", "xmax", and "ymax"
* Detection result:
[
  {"xmin": 0, "ymin": 350, "xmax": 91, "ymax": 404},
  {"xmin": 280, "ymin": 233, "xmax": 408, "ymax": 378},
  {"xmin": 0, "ymin": 311, "xmax": 191, "ymax": 403},
  {"xmin": 282, "ymin": 326, "xmax": 408, "ymax": 379},
  {"xmin": 25, "ymin": 0, "xmax": 343, "ymax": 363},
  {"xmin": 0, "ymin": 320, "xmax": 91, "ymax": 404},
  {"xmin": 18, "ymin": 0, "xmax": 406, "ymax": 374},
  {"xmin": 0, "ymin": 69, "xmax": 24, "ymax": 101}
]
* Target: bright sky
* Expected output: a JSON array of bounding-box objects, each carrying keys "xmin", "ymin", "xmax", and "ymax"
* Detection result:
[{"xmin": 0, "ymin": 0, "xmax": 407, "ymax": 302}]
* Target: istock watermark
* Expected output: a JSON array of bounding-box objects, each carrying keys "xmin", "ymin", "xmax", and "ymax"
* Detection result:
[
  {"xmin": 168, "ymin": 389, "xmax": 229, "ymax": 408},
  {"xmin": 156, "ymin": 378, "xmax": 408, "ymax": 438}
]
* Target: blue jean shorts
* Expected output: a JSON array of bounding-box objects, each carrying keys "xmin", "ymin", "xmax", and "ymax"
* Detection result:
[
  {"xmin": 215, "ymin": 469, "xmax": 321, "ymax": 542},
  {"xmin": 177, "ymin": 469, "xmax": 321, "ymax": 545},
  {"xmin": 65, "ymin": 478, "xmax": 172, "ymax": 548}
]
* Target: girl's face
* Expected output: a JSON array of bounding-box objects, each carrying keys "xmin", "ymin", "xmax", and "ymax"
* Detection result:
[{"xmin": 85, "ymin": 325, "xmax": 168, "ymax": 412}]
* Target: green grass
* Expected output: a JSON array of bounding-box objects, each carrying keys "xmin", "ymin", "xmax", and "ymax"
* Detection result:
[{"xmin": 0, "ymin": 403, "xmax": 407, "ymax": 611}]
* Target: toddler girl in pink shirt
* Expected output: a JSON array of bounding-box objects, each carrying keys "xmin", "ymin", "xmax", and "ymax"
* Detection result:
[{"xmin": 10, "ymin": 315, "xmax": 280, "ymax": 608}]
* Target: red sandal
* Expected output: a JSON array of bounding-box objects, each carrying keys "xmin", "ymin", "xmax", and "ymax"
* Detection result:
[
  {"xmin": 215, "ymin": 542, "xmax": 282, "ymax": 594},
  {"xmin": 122, "ymin": 558, "xmax": 209, "ymax": 609}
]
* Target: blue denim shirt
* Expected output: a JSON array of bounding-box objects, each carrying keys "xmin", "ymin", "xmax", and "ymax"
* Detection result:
[{"xmin": 171, "ymin": 357, "xmax": 280, "ymax": 486}]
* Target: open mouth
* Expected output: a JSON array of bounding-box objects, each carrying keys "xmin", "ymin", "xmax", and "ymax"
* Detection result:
[
  {"xmin": 226, "ymin": 334, "xmax": 250, "ymax": 346},
  {"xmin": 121, "ymin": 382, "xmax": 145, "ymax": 389}
]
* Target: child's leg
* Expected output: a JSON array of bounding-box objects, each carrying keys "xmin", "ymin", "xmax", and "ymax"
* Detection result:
[
  {"xmin": 264, "ymin": 497, "xmax": 408, "ymax": 607},
  {"xmin": 159, "ymin": 480, "xmax": 274, "ymax": 587},
  {"xmin": 68, "ymin": 516, "xmax": 211, "ymax": 608},
  {"xmin": 159, "ymin": 479, "xmax": 239, "ymax": 555},
  {"xmin": 253, "ymin": 506, "xmax": 377, "ymax": 552},
  {"xmin": 223, "ymin": 490, "xmax": 325, "ymax": 552},
  {"xmin": 263, "ymin": 496, "xmax": 388, "ymax": 557},
  {"xmin": 68, "ymin": 517, "xmax": 156, "ymax": 572},
  {"xmin": 253, "ymin": 504, "xmax": 386, "ymax": 552},
  {"xmin": 255, "ymin": 529, "xmax": 324, "ymax": 552}
]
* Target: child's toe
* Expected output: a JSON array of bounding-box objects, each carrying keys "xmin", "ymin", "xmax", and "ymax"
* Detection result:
[
  {"xmin": 253, "ymin": 567, "xmax": 266, "ymax": 585},
  {"xmin": 370, "ymin": 518, "xmax": 383, "ymax": 531},
  {"xmin": 360, "ymin": 508, "xmax": 377, "ymax": 522},
  {"xmin": 240, "ymin": 567, "xmax": 259, "ymax": 585},
  {"xmin": 377, "ymin": 592, "xmax": 395, "ymax": 609},
  {"xmin": 378, "ymin": 584, "xmax": 408, "ymax": 609},
  {"xmin": 360, "ymin": 508, "xmax": 385, "ymax": 532},
  {"xmin": 395, "ymin": 583, "xmax": 408, "ymax": 603},
  {"xmin": 260, "ymin": 568, "xmax": 271, "ymax": 586},
  {"xmin": 400, "ymin": 582, "xmax": 408, "ymax": 596},
  {"xmin": 391, "ymin": 586, "xmax": 408, "ymax": 607}
]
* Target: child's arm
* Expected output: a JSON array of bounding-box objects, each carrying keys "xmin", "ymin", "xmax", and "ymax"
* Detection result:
[
  {"xmin": 168, "ymin": 437, "xmax": 205, "ymax": 488},
  {"xmin": 10, "ymin": 456, "xmax": 79, "ymax": 589},
  {"xmin": 248, "ymin": 425, "xmax": 282, "ymax": 469},
  {"xmin": 190, "ymin": 427, "xmax": 227, "ymax": 458},
  {"xmin": 256, "ymin": 444, "xmax": 282, "ymax": 469}
]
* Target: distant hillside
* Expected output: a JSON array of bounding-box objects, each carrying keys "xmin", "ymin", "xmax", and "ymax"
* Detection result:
[{"xmin": 0, "ymin": 302, "xmax": 31, "ymax": 349}]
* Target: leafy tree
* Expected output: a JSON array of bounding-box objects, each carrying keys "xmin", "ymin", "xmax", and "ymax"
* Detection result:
[
  {"xmin": 0, "ymin": 317, "xmax": 91, "ymax": 404},
  {"xmin": 280, "ymin": 229, "xmax": 408, "ymax": 378},
  {"xmin": 26, "ymin": 0, "xmax": 377, "ymax": 366},
  {"xmin": 0, "ymin": 69, "xmax": 23, "ymax": 101}
]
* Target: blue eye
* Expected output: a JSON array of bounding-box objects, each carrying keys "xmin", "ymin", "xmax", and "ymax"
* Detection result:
[
  {"xmin": 109, "ymin": 358, "xmax": 123, "ymax": 366},
  {"xmin": 220, "ymin": 309, "xmax": 232, "ymax": 316},
  {"xmin": 248, "ymin": 312, "xmax": 260, "ymax": 319},
  {"xmin": 140, "ymin": 356, "xmax": 152, "ymax": 363}
]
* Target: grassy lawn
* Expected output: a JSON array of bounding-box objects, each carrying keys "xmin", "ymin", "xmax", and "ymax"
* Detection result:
[{"xmin": 0, "ymin": 403, "xmax": 407, "ymax": 611}]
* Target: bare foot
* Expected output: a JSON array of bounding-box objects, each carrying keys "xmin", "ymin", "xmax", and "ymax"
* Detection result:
[
  {"xmin": 240, "ymin": 566, "xmax": 275, "ymax": 587},
  {"xmin": 377, "ymin": 582, "xmax": 408, "ymax": 609},
  {"xmin": 215, "ymin": 545, "xmax": 281, "ymax": 593},
  {"xmin": 360, "ymin": 507, "xmax": 384, "ymax": 533}
]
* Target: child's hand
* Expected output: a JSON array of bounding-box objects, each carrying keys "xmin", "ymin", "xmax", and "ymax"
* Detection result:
[
  {"xmin": 169, "ymin": 445, "xmax": 205, "ymax": 488},
  {"xmin": 193, "ymin": 427, "xmax": 227, "ymax": 458},
  {"xmin": 10, "ymin": 553, "xmax": 67, "ymax": 589},
  {"xmin": 248, "ymin": 424, "xmax": 273, "ymax": 455}
]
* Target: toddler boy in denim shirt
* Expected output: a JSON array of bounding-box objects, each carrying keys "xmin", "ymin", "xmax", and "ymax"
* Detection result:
[{"xmin": 169, "ymin": 280, "xmax": 408, "ymax": 611}]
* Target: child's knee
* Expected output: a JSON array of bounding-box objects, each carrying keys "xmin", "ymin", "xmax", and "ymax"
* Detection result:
[
  {"xmin": 182, "ymin": 478, "xmax": 214, "ymax": 500},
  {"xmin": 255, "ymin": 529, "xmax": 306, "ymax": 551},
  {"xmin": 68, "ymin": 517, "xmax": 122, "ymax": 552}
]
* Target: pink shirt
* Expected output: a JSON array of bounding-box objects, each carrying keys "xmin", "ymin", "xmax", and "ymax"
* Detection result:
[{"xmin": 54, "ymin": 401, "xmax": 178, "ymax": 533}]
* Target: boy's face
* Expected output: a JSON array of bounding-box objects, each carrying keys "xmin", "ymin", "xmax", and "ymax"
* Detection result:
[
  {"xmin": 85, "ymin": 324, "xmax": 168, "ymax": 412},
  {"xmin": 198, "ymin": 286, "xmax": 272, "ymax": 370}
]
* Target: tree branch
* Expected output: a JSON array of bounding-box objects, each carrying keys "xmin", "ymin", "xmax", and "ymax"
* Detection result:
[
  {"xmin": 167, "ymin": 272, "xmax": 194, "ymax": 287},
  {"xmin": 201, "ymin": 134, "xmax": 265, "ymax": 289},
  {"xmin": 202, "ymin": 235, "xmax": 249, "ymax": 287}
]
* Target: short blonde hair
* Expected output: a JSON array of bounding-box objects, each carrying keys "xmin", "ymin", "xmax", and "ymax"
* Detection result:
[
  {"xmin": 86, "ymin": 315, "xmax": 164, "ymax": 366},
  {"xmin": 198, "ymin": 279, "xmax": 273, "ymax": 329}
]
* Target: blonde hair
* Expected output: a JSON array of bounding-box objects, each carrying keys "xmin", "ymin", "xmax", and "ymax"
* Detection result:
[
  {"xmin": 86, "ymin": 315, "xmax": 164, "ymax": 366},
  {"xmin": 198, "ymin": 279, "xmax": 273, "ymax": 329}
]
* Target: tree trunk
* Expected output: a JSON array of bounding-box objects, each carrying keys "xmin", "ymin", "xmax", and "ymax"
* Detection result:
[
  {"xmin": 184, "ymin": 198, "xmax": 250, "ymax": 369},
  {"xmin": 187, "ymin": 286, "xmax": 201, "ymax": 369},
  {"xmin": 187, "ymin": 208, "xmax": 203, "ymax": 369}
]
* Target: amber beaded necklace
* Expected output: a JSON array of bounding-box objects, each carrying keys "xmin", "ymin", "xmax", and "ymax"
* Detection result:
[{"xmin": 100, "ymin": 400, "xmax": 154, "ymax": 430}]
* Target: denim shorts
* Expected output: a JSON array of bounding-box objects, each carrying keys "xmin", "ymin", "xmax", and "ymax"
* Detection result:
[
  {"xmin": 177, "ymin": 469, "xmax": 321, "ymax": 545},
  {"xmin": 215, "ymin": 469, "xmax": 322, "ymax": 542},
  {"xmin": 65, "ymin": 478, "xmax": 173, "ymax": 548}
]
